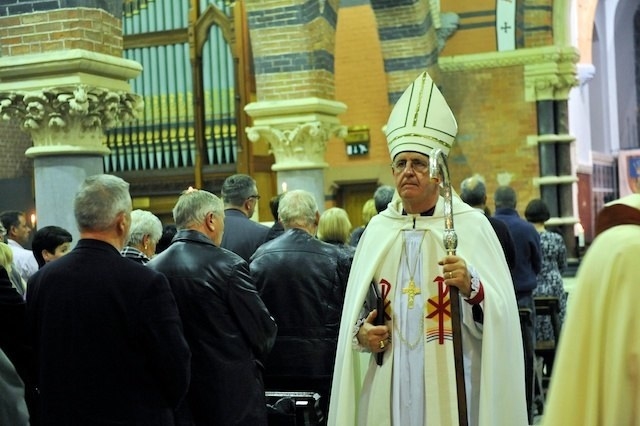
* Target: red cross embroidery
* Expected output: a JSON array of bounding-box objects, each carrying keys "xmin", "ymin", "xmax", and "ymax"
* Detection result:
[
  {"xmin": 426, "ymin": 275, "xmax": 451, "ymax": 344},
  {"xmin": 379, "ymin": 278, "xmax": 392, "ymax": 321}
]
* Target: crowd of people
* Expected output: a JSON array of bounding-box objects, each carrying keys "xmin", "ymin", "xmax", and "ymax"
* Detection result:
[{"xmin": 0, "ymin": 69, "xmax": 630, "ymax": 426}]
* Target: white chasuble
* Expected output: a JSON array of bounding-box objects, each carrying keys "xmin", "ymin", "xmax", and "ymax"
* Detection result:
[{"xmin": 361, "ymin": 228, "xmax": 459, "ymax": 425}]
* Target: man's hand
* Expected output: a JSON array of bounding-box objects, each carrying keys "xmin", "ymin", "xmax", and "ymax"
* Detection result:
[
  {"xmin": 439, "ymin": 255, "xmax": 472, "ymax": 297},
  {"xmin": 358, "ymin": 309, "xmax": 390, "ymax": 353}
]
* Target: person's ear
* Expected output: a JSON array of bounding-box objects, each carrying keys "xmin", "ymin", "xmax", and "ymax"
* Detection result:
[
  {"xmin": 116, "ymin": 212, "xmax": 128, "ymax": 237},
  {"xmin": 206, "ymin": 213, "xmax": 216, "ymax": 232},
  {"xmin": 42, "ymin": 249, "xmax": 53, "ymax": 263},
  {"xmin": 142, "ymin": 234, "xmax": 150, "ymax": 250}
]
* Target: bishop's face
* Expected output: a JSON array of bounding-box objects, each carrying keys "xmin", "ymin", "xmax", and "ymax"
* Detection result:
[{"xmin": 391, "ymin": 152, "xmax": 440, "ymax": 214}]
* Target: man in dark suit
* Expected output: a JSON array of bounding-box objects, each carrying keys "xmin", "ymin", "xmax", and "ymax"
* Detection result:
[
  {"xmin": 26, "ymin": 174, "xmax": 191, "ymax": 425},
  {"xmin": 460, "ymin": 175, "xmax": 516, "ymax": 270},
  {"xmin": 220, "ymin": 174, "xmax": 270, "ymax": 262},
  {"xmin": 149, "ymin": 188, "xmax": 277, "ymax": 425}
]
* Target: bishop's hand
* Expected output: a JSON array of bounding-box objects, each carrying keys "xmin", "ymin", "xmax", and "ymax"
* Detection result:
[
  {"xmin": 439, "ymin": 255, "xmax": 472, "ymax": 298},
  {"xmin": 358, "ymin": 309, "xmax": 390, "ymax": 353}
]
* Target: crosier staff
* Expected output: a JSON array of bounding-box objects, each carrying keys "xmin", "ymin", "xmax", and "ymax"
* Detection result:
[{"xmin": 429, "ymin": 148, "xmax": 468, "ymax": 426}]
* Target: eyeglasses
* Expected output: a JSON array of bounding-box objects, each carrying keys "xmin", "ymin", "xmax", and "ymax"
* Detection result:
[
  {"xmin": 391, "ymin": 158, "xmax": 429, "ymax": 174},
  {"xmin": 248, "ymin": 194, "xmax": 261, "ymax": 200}
]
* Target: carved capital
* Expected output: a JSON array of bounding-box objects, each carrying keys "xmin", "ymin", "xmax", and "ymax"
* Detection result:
[
  {"xmin": 247, "ymin": 121, "xmax": 347, "ymax": 171},
  {"xmin": 524, "ymin": 49, "xmax": 579, "ymax": 101},
  {"xmin": 0, "ymin": 85, "xmax": 143, "ymax": 158},
  {"xmin": 244, "ymin": 97, "xmax": 347, "ymax": 171}
]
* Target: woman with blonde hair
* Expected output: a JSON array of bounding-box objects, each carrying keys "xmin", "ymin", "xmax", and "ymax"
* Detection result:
[
  {"xmin": 318, "ymin": 207, "xmax": 356, "ymax": 263},
  {"xmin": 0, "ymin": 242, "xmax": 13, "ymax": 272},
  {"xmin": 0, "ymin": 242, "xmax": 25, "ymax": 296}
]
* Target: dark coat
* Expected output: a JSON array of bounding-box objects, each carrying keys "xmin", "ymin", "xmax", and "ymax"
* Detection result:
[
  {"xmin": 26, "ymin": 239, "xmax": 191, "ymax": 426},
  {"xmin": 148, "ymin": 230, "xmax": 277, "ymax": 426},
  {"xmin": 493, "ymin": 208, "xmax": 542, "ymax": 297},
  {"xmin": 264, "ymin": 221, "xmax": 284, "ymax": 242},
  {"xmin": 220, "ymin": 209, "xmax": 270, "ymax": 262},
  {"xmin": 0, "ymin": 266, "xmax": 28, "ymax": 380},
  {"xmin": 249, "ymin": 229, "xmax": 351, "ymax": 386},
  {"xmin": 487, "ymin": 216, "xmax": 517, "ymax": 271}
]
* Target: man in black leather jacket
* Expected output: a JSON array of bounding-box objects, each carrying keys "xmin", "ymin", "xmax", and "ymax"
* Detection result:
[
  {"xmin": 249, "ymin": 190, "xmax": 352, "ymax": 421},
  {"xmin": 148, "ymin": 188, "xmax": 277, "ymax": 426}
]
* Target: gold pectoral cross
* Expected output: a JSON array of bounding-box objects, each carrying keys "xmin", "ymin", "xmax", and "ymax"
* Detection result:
[{"xmin": 402, "ymin": 279, "xmax": 421, "ymax": 309}]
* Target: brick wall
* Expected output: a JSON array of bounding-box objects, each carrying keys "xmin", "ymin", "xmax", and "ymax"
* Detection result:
[
  {"xmin": 441, "ymin": 66, "xmax": 540, "ymax": 214},
  {"xmin": 0, "ymin": 1, "xmax": 62, "ymax": 17},
  {"xmin": 0, "ymin": 0, "xmax": 120, "ymax": 18},
  {"xmin": 0, "ymin": 121, "xmax": 33, "ymax": 179},
  {"xmin": 0, "ymin": 8, "xmax": 122, "ymax": 57},
  {"xmin": 330, "ymin": 4, "xmax": 390, "ymax": 168}
]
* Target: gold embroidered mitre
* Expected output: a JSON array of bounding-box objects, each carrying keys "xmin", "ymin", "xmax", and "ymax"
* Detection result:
[{"xmin": 385, "ymin": 71, "xmax": 458, "ymax": 160}]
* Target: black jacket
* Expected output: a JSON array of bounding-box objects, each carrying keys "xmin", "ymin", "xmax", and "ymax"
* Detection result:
[
  {"xmin": 27, "ymin": 239, "xmax": 191, "ymax": 426},
  {"xmin": 493, "ymin": 208, "xmax": 542, "ymax": 296},
  {"xmin": 0, "ymin": 267, "xmax": 29, "ymax": 386},
  {"xmin": 148, "ymin": 230, "xmax": 277, "ymax": 426},
  {"xmin": 249, "ymin": 229, "xmax": 351, "ymax": 383}
]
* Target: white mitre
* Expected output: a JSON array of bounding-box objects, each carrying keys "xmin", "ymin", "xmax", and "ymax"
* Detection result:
[{"xmin": 385, "ymin": 71, "xmax": 458, "ymax": 160}]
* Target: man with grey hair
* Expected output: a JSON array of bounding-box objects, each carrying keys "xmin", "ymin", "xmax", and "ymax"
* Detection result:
[
  {"xmin": 121, "ymin": 209, "xmax": 163, "ymax": 264},
  {"xmin": 460, "ymin": 175, "xmax": 516, "ymax": 270},
  {"xmin": 373, "ymin": 185, "xmax": 395, "ymax": 213},
  {"xmin": 220, "ymin": 174, "xmax": 270, "ymax": 262},
  {"xmin": 250, "ymin": 189, "xmax": 352, "ymax": 420},
  {"xmin": 148, "ymin": 188, "xmax": 277, "ymax": 425},
  {"xmin": 26, "ymin": 174, "xmax": 190, "ymax": 425}
]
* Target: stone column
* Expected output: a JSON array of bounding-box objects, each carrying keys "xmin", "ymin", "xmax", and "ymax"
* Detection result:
[
  {"xmin": 244, "ymin": 1, "xmax": 346, "ymax": 207},
  {"xmin": 245, "ymin": 98, "xmax": 346, "ymax": 210},
  {"xmin": 0, "ymin": 50, "xmax": 142, "ymax": 240},
  {"xmin": 0, "ymin": 1, "xmax": 141, "ymax": 241},
  {"xmin": 524, "ymin": 46, "xmax": 581, "ymax": 258}
]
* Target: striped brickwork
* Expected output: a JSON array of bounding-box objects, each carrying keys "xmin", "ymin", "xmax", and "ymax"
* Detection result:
[
  {"xmin": 245, "ymin": 0, "xmax": 339, "ymax": 101},
  {"xmin": 370, "ymin": 0, "xmax": 439, "ymax": 105},
  {"xmin": 0, "ymin": 0, "xmax": 120, "ymax": 17},
  {"xmin": 522, "ymin": 0, "xmax": 553, "ymax": 48}
]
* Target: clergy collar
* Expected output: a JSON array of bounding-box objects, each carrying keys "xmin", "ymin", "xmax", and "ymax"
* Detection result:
[{"xmin": 402, "ymin": 205, "xmax": 436, "ymax": 216}]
